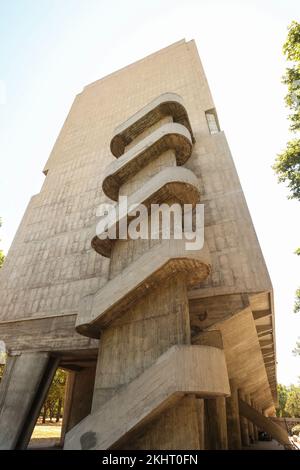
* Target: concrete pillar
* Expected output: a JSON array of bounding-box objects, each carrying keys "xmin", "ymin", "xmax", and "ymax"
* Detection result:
[
  {"xmin": 196, "ymin": 398, "xmax": 205, "ymax": 450},
  {"xmin": 121, "ymin": 395, "xmax": 201, "ymax": 450},
  {"xmin": 251, "ymin": 400, "xmax": 259, "ymax": 441},
  {"xmin": 246, "ymin": 394, "xmax": 254, "ymax": 443},
  {"xmin": 238, "ymin": 389, "xmax": 250, "ymax": 446},
  {"xmin": 62, "ymin": 366, "xmax": 96, "ymax": 434},
  {"xmin": 0, "ymin": 352, "xmax": 56, "ymax": 449},
  {"xmin": 60, "ymin": 371, "xmax": 76, "ymax": 446},
  {"xmin": 226, "ymin": 380, "xmax": 242, "ymax": 449},
  {"xmin": 205, "ymin": 396, "xmax": 228, "ymax": 449}
]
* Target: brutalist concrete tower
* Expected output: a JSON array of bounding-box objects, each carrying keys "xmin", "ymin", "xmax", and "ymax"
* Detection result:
[{"xmin": 0, "ymin": 40, "xmax": 290, "ymax": 450}]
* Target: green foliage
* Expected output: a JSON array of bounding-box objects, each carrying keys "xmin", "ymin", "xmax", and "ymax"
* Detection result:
[
  {"xmin": 285, "ymin": 385, "xmax": 300, "ymax": 418},
  {"xmin": 295, "ymin": 288, "xmax": 300, "ymax": 313},
  {"xmin": 292, "ymin": 424, "xmax": 300, "ymax": 435},
  {"xmin": 40, "ymin": 368, "xmax": 67, "ymax": 422},
  {"xmin": 274, "ymin": 21, "xmax": 300, "ymax": 318},
  {"xmin": 0, "ymin": 364, "xmax": 5, "ymax": 381},
  {"xmin": 276, "ymin": 384, "xmax": 289, "ymax": 417},
  {"xmin": 273, "ymin": 139, "xmax": 300, "ymax": 201},
  {"xmin": 276, "ymin": 383, "xmax": 300, "ymax": 417},
  {"xmin": 282, "ymin": 21, "xmax": 300, "ymax": 133},
  {"xmin": 273, "ymin": 21, "xmax": 300, "ymax": 200},
  {"xmin": 0, "ymin": 251, "xmax": 4, "ymax": 269},
  {"xmin": 283, "ymin": 21, "xmax": 300, "ymax": 63},
  {"xmin": 293, "ymin": 338, "xmax": 300, "ymax": 356}
]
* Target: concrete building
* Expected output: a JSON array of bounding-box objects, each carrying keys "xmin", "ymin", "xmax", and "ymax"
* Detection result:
[{"xmin": 0, "ymin": 40, "xmax": 291, "ymax": 449}]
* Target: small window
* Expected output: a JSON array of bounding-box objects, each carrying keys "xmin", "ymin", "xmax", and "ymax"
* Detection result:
[{"xmin": 205, "ymin": 108, "xmax": 220, "ymax": 134}]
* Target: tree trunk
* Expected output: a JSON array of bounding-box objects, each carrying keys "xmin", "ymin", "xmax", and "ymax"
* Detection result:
[
  {"xmin": 56, "ymin": 398, "xmax": 62, "ymax": 422},
  {"xmin": 42, "ymin": 406, "xmax": 47, "ymax": 424}
]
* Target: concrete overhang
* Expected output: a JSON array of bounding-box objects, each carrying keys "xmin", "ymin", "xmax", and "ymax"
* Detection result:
[
  {"xmin": 110, "ymin": 92, "xmax": 195, "ymax": 158},
  {"xmin": 103, "ymin": 123, "xmax": 193, "ymax": 201}
]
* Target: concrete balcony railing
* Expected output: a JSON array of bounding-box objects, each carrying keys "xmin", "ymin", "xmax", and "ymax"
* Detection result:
[
  {"xmin": 76, "ymin": 239, "xmax": 211, "ymax": 338},
  {"xmin": 92, "ymin": 166, "xmax": 200, "ymax": 257},
  {"xmin": 103, "ymin": 123, "xmax": 193, "ymax": 200},
  {"xmin": 110, "ymin": 92, "xmax": 195, "ymax": 157},
  {"xmin": 64, "ymin": 345, "xmax": 230, "ymax": 450}
]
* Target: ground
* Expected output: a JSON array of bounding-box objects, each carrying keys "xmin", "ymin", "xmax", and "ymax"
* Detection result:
[
  {"xmin": 28, "ymin": 419, "xmax": 296, "ymax": 450},
  {"xmin": 28, "ymin": 419, "xmax": 62, "ymax": 449},
  {"xmin": 247, "ymin": 440, "xmax": 285, "ymax": 450}
]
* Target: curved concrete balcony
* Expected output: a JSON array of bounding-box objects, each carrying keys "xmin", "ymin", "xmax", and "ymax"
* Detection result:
[
  {"xmin": 76, "ymin": 239, "xmax": 211, "ymax": 338},
  {"xmin": 110, "ymin": 92, "xmax": 195, "ymax": 157},
  {"xmin": 64, "ymin": 345, "xmax": 230, "ymax": 450},
  {"xmin": 103, "ymin": 123, "xmax": 193, "ymax": 201},
  {"xmin": 92, "ymin": 166, "xmax": 200, "ymax": 257}
]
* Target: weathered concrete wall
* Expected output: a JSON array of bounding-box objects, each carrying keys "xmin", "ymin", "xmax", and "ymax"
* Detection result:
[
  {"xmin": 0, "ymin": 39, "xmax": 277, "ymax": 449},
  {"xmin": 0, "ymin": 39, "xmax": 272, "ymax": 335}
]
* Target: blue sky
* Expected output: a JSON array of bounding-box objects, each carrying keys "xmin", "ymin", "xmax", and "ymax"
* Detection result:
[{"xmin": 0, "ymin": 0, "xmax": 299, "ymax": 385}]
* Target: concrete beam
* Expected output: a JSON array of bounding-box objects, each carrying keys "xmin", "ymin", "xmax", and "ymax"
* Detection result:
[
  {"xmin": 76, "ymin": 239, "xmax": 211, "ymax": 337},
  {"xmin": 252, "ymin": 310, "xmax": 271, "ymax": 320},
  {"xmin": 238, "ymin": 399, "xmax": 292, "ymax": 448},
  {"xmin": 64, "ymin": 345, "xmax": 230, "ymax": 450},
  {"xmin": 0, "ymin": 352, "xmax": 54, "ymax": 449}
]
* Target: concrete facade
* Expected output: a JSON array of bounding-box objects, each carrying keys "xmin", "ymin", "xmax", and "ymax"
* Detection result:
[{"xmin": 0, "ymin": 39, "xmax": 287, "ymax": 449}]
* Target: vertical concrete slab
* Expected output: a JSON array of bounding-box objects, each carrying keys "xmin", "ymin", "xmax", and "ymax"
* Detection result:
[
  {"xmin": 196, "ymin": 398, "xmax": 205, "ymax": 450},
  {"xmin": 238, "ymin": 389, "xmax": 250, "ymax": 446},
  {"xmin": 226, "ymin": 380, "xmax": 242, "ymax": 449},
  {"xmin": 252, "ymin": 400, "xmax": 259, "ymax": 441},
  {"xmin": 119, "ymin": 395, "xmax": 201, "ymax": 450},
  {"xmin": 246, "ymin": 394, "xmax": 255, "ymax": 443},
  {"xmin": 205, "ymin": 396, "xmax": 228, "ymax": 449},
  {"xmin": 0, "ymin": 352, "xmax": 50, "ymax": 449},
  {"xmin": 63, "ymin": 366, "xmax": 96, "ymax": 434}
]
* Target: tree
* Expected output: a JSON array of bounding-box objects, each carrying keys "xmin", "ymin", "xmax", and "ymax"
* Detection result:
[
  {"xmin": 273, "ymin": 21, "xmax": 300, "ymax": 315},
  {"xmin": 282, "ymin": 21, "xmax": 300, "ymax": 134},
  {"xmin": 0, "ymin": 365, "xmax": 5, "ymax": 382},
  {"xmin": 273, "ymin": 21, "xmax": 300, "ymax": 201},
  {"xmin": 293, "ymin": 338, "xmax": 300, "ymax": 356},
  {"xmin": 273, "ymin": 139, "xmax": 300, "ymax": 201},
  {"xmin": 40, "ymin": 368, "xmax": 67, "ymax": 423},
  {"xmin": 276, "ymin": 383, "xmax": 289, "ymax": 417},
  {"xmin": 293, "ymin": 251, "xmax": 300, "ymax": 356},
  {"xmin": 285, "ymin": 385, "xmax": 300, "ymax": 418},
  {"xmin": 276, "ymin": 383, "xmax": 300, "ymax": 417}
]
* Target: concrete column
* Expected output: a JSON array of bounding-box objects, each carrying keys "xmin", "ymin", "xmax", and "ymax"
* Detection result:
[
  {"xmin": 246, "ymin": 394, "xmax": 254, "ymax": 443},
  {"xmin": 205, "ymin": 396, "xmax": 228, "ymax": 449},
  {"xmin": 60, "ymin": 371, "xmax": 76, "ymax": 446},
  {"xmin": 64, "ymin": 366, "xmax": 96, "ymax": 432},
  {"xmin": 226, "ymin": 380, "xmax": 242, "ymax": 449},
  {"xmin": 18, "ymin": 355, "xmax": 59, "ymax": 449},
  {"xmin": 122, "ymin": 395, "xmax": 201, "ymax": 450},
  {"xmin": 0, "ymin": 352, "xmax": 54, "ymax": 449},
  {"xmin": 238, "ymin": 389, "xmax": 250, "ymax": 446},
  {"xmin": 196, "ymin": 398, "xmax": 205, "ymax": 450},
  {"xmin": 251, "ymin": 400, "xmax": 259, "ymax": 441}
]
